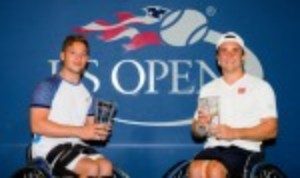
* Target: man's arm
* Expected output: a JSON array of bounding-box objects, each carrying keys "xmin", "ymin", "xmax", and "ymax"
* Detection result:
[
  {"xmin": 30, "ymin": 107, "xmax": 110, "ymax": 141},
  {"xmin": 210, "ymin": 117, "xmax": 278, "ymax": 141},
  {"xmin": 235, "ymin": 117, "xmax": 277, "ymax": 140}
]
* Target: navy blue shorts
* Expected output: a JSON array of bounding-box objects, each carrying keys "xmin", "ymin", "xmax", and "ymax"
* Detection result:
[
  {"xmin": 194, "ymin": 146, "xmax": 262, "ymax": 178},
  {"xmin": 46, "ymin": 143, "xmax": 98, "ymax": 176}
]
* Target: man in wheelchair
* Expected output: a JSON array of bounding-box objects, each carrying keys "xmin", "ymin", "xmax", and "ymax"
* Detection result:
[
  {"xmin": 29, "ymin": 35, "xmax": 113, "ymax": 177},
  {"xmin": 188, "ymin": 32, "xmax": 278, "ymax": 178}
]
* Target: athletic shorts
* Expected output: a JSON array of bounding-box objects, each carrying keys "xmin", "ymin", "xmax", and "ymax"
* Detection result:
[
  {"xmin": 194, "ymin": 146, "xmax": 263, "ymax": 178},
  {"xmin": 46, "ymin": 143, "xmax": 103, "ymax": 175}
]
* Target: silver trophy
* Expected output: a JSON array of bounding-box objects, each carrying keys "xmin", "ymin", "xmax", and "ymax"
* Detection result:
[
  {"xmin": 95, "ymin": 99, "xmax": 116, "ymax": 124},
  {"xmin": 197, "ymin": 96, "xmax": 220, "ymax": 136}
]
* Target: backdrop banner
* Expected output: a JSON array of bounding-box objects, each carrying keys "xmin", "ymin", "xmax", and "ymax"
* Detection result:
[{"xmin": 0, "ymin": 0, "xmax": 298, "ymax": 177}]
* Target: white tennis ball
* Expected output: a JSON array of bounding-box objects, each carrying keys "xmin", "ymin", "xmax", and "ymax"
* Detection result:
[{"xmin": 160, "ymin": 9, "xmax": 208, "ymax": 46}]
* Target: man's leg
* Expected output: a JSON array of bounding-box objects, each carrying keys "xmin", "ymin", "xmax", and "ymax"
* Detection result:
[
  {"xmin": 74, "ymin": 157, "xmax": 100, "ymax": 178},
  {"xmin": 96, "ymin": 157, "xmax": 113, "ymax": 177},
  {"xmin": 73, "ymin": 156, "xmax": 113, "ymax": 177},
  {"xmin": 188, "ymin": 160, "xmax": 209, "ymax": 178},
  {"xmin": 188, "ymin": 160, "xmax": 227, "ymax": 178},
  {"xmin": 206, "ymin": 160, "xmax": 227, "ymax": 178}
]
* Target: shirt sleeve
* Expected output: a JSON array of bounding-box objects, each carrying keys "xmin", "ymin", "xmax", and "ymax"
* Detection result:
[
  {"xmin": 257, "ymin": 82, "xmax": 278, "ymax": 119},
  {"xmin": 30, "ymin": 80, "xmax": 57, "ymax": 108}
]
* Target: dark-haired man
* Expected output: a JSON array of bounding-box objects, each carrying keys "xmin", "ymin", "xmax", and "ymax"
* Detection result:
[
  {"xmin": 188, "ymin": 32, "xmax": 278, "ymax": 178},
  {"xmin": 30, "ymin": 35, "xmax": 113, "ymax": 177}
]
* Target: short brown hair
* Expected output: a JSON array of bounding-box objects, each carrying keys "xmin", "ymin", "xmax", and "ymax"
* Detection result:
[{"xmin": 61, "ymin": 35, "xmax": 90, "ymax": 55}]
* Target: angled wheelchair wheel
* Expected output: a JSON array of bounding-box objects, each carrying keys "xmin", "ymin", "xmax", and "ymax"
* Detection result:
[
  {"xmin": 163, "ymin": 160, "xmax": 190, "ymax": 178},
  {"xmin": 11, "ymin": 165, "xmax": 50, "ymax": 178},
  {"xmin": 30, "ymin": 157, "xmax": 53, "ymax": 177},
  {"xmin": 113, "ymin": 166, "xmax": 130, "ymax": 178},
  {"xmin": 250, "ymin": 162, "xmax": 287, "ymax": 178}
]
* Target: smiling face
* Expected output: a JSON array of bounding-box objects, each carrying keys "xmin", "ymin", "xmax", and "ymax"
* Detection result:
[
  {"xmin": 216, "ymin": 41, "xmax": 245, "ymax": 75},
  {"xmin": 60, "ymin": 41, "xmax": 89, "ymax": 76}
]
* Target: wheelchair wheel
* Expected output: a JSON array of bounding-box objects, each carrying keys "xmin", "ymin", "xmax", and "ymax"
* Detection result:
[
  {"xmin": 163, "ymin": 160, "xmax": 190, "ymax": 178},
  {"xmin": 113, "ymin": 166, "xmax": 130, "ymax": 178},
  {"xmin": 11, "ymin": 166, "xmax": 49, "ymax": 178},
  {"xmin": 250, "ymin": 162, "xmax": 286, "ymax": 178}
]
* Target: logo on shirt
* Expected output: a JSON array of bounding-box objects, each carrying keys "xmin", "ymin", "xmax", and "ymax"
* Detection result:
[{"xmin": 238, "ymin": 87, "xmax": 246, "ymax": 94}]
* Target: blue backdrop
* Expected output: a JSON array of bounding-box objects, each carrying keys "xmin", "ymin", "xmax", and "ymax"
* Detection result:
[{"xmin": 0, "ymin": 0, "xmax": 299, "ymax": 177}]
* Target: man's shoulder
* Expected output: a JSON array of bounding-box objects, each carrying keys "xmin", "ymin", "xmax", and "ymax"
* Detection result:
[
  {"xmin": 38, "ymin": 75, "xmax": 61, "ymax": 86},
  {"xmin": 202, "ymin": 77, "xmax": 221, "ymax": 89},
  {"xmin": 33, "ymin": 75, "xmax": 62, "ymax": 94},
  {"xmin": 31, "ymin": 75, "xmax": 63, "ymax": 107},
  {"xmin": 245, "ymin": 74, "xmax": 273, "ymax": 90},
  {"xmin": 200, "ymin": 77, "xmax": 221, "ymax": 96}
]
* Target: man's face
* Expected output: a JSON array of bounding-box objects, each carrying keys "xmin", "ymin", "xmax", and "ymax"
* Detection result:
[
  {"xmin": 60, "ymin": 41, "xmax": 89, "ymax": 75},
  {"xmin": 216, "ymin": 42, "xmax": 244, "ymax": 74}
]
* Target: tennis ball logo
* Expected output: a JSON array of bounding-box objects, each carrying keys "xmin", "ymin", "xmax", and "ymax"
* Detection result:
[{"xmin": 160, "ymin": 9, "xmax": 208, "ymax": 47}]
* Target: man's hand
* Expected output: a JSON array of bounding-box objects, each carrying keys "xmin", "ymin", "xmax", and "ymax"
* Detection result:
[
  {"xmin": 78, "ymin": 123, "xmax": 112, "ymax": 141},
  {"xmin": 209, "ymin": 124, "xmax": 237, "ymax": 140},
  {"xmin": 196, "ymin": 108, "xmax": 212, "ymax": 126},
  {"xmin": 192, "ymin": 109, "xmax": 213, "ymax": 137}
]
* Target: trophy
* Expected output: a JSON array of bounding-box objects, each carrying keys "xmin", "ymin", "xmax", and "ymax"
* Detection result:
[
  {"xmin": 95, "ymin": 99, "xmax": 117, "ymax": 124},
  {"xmin": 197, "ymin": 96, "xmax": 220, "ymax": 135},
  {"xmin": 206, "ymin": 96, "xmax": 220, "ymax": 126}
]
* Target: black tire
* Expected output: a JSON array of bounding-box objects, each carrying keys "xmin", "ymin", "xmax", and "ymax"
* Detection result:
[
  {"xmin": 113, "ymin": 166, "xmax": 130, "ymax": 178},
  {"xmin": 11, "ymin": 166, "xmax": 48, "ymax": 178},
  {"xmin": 163, "ymin": 160, "xmax": 190, "ymax": 178},
  {"xmin": 250, "ymin": 162, "xmax": 287, "ymax": 178}
]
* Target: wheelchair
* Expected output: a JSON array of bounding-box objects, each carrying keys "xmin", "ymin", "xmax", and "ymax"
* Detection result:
[
  {"xmin": 163, "ymin": 153, "xmax": 286, "ymax": 178},
  {"xmin": 12, "ymin": 145, "xmax": 129, "ymax": 178}
]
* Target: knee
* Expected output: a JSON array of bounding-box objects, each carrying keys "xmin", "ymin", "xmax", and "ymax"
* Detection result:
[
  {"xmin": 189, "ymin": 160, "xmax": 202, "ymax": 173},
  {"xmin": 98, "ymin": 158, "xmax": 113, "ymax": 175},
  {"xmin": 75, "ymin": 158, "xmax": 100, "ymax": 177},
  {"xmin": 207, "ymin": 160, "xmax": 227, "ymax": 178},
  {"xmin": 188, "ymin": 160, "xmax": 207, "ymax": 178},
  {"xmin": 84, "ymin": 161, "xmax": 100, "ymax": 176}
]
